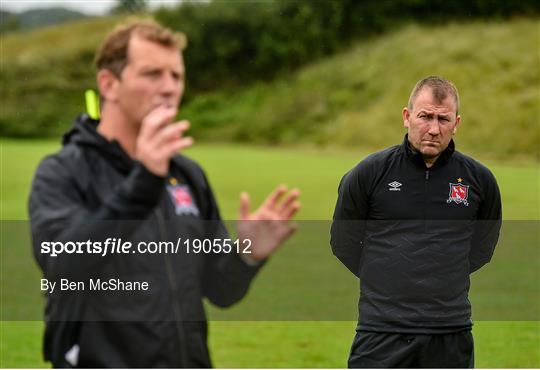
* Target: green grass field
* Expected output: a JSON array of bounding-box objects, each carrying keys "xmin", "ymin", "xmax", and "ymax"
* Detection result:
[{"xmin": 1, "ymin": 139, "xmax": 539, "ymax": 367}]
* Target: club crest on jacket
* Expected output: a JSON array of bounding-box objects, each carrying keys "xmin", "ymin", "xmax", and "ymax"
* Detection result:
[
  {"xmin": 166, "ymin": 184, "xmax": 200, "ymax": 216},
  {"xmin": 447, "ymin": 183, "xmax": 469, "ymax": 206}
]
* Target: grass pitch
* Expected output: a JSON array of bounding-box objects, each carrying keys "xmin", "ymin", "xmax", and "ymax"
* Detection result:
[{"xmin": 0, "ymin": 139, "xmax": 538, "ymax": 367}]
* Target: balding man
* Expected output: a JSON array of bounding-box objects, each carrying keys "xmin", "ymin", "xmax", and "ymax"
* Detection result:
[{"xmin": 331, "ymin": 76, "xmax": 501, "ymax": 368}]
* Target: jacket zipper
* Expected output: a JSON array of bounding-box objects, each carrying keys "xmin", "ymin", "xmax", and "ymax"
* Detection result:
[
  {"xmin": 424, "ymin": 169, "xmax": 429, "ymax": 233},
  {"xmin": 154, "ymin": 209, "xmax": 188, "ymax": 367}
]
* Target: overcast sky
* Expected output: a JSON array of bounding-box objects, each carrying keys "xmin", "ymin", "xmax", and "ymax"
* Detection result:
[{"xmin": 1, "ymin": 1, "xmax": 183, "ymax": 15}]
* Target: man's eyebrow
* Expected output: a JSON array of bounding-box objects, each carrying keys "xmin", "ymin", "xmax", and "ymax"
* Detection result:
[{"xmin": 140, "ymin": 66, "xmax": 161, "ymax": 72}]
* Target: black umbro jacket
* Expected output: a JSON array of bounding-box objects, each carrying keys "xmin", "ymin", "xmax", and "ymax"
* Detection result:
[
  {"xmin": 330, "ymin": 135, "xmax": 501, "ymax": 334},
  {"xmin": 29, "ymin": 114, "xmax": 262, "ymax": 367}
]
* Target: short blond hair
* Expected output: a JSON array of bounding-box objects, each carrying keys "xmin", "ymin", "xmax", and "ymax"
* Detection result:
[
  {"xmin": 408, "ymin": 76, "xmax": 460, "ymax": 115},
  {"xmin": 95, "ymin": 20, "xmax": 187, "ymax": 77}
]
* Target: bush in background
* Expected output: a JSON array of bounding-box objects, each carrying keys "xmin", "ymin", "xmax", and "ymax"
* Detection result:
[
  {"xmin": 1, "ymin": 1, "xmax": 538, "ymax": 161},
  {"xmin": 156, "ymin": 0, "xmax": 540, "ymax": 91}
]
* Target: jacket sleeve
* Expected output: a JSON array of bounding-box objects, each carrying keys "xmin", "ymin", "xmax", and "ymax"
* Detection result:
[
  {"xmin": 330, "ymin": 165, "xmax": 369, "ymax": 278},
  {"xmin": 29, "ymin": 155, "xmax": 165, "ymax": 281},
  {"xmin": 469, "ymin": 168, "xmax": 502, "ymax": 273},
  {"xmin": 199, "ymin": 173, "xmax": 263, "ymax": 308}
]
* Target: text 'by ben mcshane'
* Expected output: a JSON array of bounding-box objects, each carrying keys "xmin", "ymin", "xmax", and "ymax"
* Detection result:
[{"xmin": 40, "ymin": 278, "xmax": 149, "ymax": 293}]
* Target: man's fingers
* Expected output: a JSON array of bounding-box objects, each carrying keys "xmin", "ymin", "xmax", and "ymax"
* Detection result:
[
  {"xmin": 162, "ymin": 136, "xmax": 194, "ymax": 157},
  {"xmin": 239, "ymin": 192, "xmax": 250, "ymax": 220},
  {"xmin": 262, "ymin": 185, "xmax": 288, "ymax": 209},
  {"xmin": 277, "ymin": 188, "xmax": 301, "ymax": 217},
  {"xmin": 282, "ymin": 201, "xmax": 301, "ymax": 220},
  {"xmin": 153, "ymin": 120, "xmax": 190, "ymax": 147},
  {"xmin": 140, "ymin": 105, "xmax": 178, "ymax": 139}
]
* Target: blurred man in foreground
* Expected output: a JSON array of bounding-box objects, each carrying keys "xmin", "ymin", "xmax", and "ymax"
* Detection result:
[
  {"xmin": 29, "ymin": 20, "xmax": 300, "ymax": 367},
  {"xmin": 331, "ymin": 76, "xmax": 501, "ymax": 368}
]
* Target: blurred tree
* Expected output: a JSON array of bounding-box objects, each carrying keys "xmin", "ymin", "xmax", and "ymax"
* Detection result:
[
  {"xmin": 112, "ymin": 0, "xmax": 147, "ymax": 14},
  {"xmin": 0, "ymin": 11, "xmax": 21, "ymax": 34}
]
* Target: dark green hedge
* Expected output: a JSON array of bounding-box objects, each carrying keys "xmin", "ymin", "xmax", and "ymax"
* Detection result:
[
  {"xmin": 1, "ymin": 0, "xmax": 538, "ymax": 138},
  {"xmin": 155, "ymin": 0, "xmax": 540, "ymax": 91}
]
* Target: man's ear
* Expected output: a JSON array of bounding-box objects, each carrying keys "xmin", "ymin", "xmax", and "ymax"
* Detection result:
[
  {"xmin": 97, "ymin": 69, "xmax": 120, "ymax": 103},
  {"xmin": 402, "ymin": 107, "xmax": 411, "ymax": 129},
  {"xmin": 453, "ymin": 115, "xmax": 461, "ymax": 134}
]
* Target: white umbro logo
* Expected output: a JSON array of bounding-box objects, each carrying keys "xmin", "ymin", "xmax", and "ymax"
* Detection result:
[{"xmin": 388, "ymin": 181, "xmax": 402, "ymax": 191}]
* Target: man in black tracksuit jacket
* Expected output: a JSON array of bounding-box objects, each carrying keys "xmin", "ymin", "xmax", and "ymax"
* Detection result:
[
  {"xmin": 29, "ymin": 21, "xmax": 300, "ymax": 367},
  {"xmin": 331, "ymin": 76, "xmax": 501, "ymax": 368}
]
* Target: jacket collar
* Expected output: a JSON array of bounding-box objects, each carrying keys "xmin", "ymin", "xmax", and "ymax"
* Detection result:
[
  {"xmin": 62, "ymin": 113, "xmax": 134, "ymax": 173},
  {"xmin": 401, "ymin": 134, "xmax": 455, "ymax": 169}
]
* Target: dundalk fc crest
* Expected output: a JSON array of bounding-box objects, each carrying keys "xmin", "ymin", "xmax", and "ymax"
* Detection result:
[{"xmin": 447, "ymin": 182, "xmax": 469, "ymax": 206}]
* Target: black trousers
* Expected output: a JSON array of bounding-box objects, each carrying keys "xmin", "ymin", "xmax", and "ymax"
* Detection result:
[{"xmin": 348, "ymin": 330, "xmax": 474, "ymax": 368}]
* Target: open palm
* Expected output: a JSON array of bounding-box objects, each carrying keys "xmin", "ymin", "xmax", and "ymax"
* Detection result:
[{"xmin": 236, "ymin": 185, "xmax": 301, "ymax": 261}]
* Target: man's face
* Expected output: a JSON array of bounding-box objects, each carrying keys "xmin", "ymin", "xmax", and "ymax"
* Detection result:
[
  {"xmin": 114, "ymin": 35, "xmax": 184, "ymax": 126},
  {"xmin": 402, "ymin": 87, "xmax": 461, "ymax": 161}
]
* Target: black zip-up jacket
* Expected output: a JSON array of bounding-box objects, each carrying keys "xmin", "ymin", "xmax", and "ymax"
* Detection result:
[
  {"xmin": 29, "ymin": 114, "xmax": 262, "ymax": 367},
  {"xmin": 330, "ymin": 135, "xmax": 501, "ymax": 333}
]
